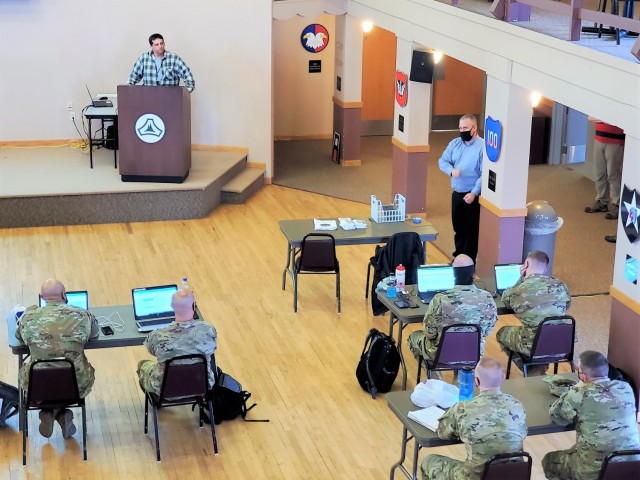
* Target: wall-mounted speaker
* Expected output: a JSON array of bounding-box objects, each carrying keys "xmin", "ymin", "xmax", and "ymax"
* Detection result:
[{"xmin": 409, "ymin": 50, "xmax": 434, "ymax": 84}]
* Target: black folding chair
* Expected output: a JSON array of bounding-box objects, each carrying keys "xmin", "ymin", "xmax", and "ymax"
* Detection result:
[
  {"xmin": 289, "ymin": 233, "xmax": 340, "ymax": 313},
  {"xmin": 597, "ymin": 449, "xmax": 640, "ymax": 480},
  {"xmin": 143, "ymin": 354, "xmax": 218, "ymax": 462},
  {"xmin": 506, "ymin": 315, "xmax": 575, "ymax": 378},
  {"xmin": 417, "ymin": 324, "xmax": 481, "ymax": 383},
  {"xmin": 482, "ymin": 451, "xmax": 532, "ymax": 480},
  {"xmin": 22, "ymin": 358, "xmax": 87, "ymax": 465}
]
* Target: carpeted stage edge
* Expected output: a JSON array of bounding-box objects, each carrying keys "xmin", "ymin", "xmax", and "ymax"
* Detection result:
[{"xmin": 0, "ymin": 147, "xmax": 247, "ymax": 228}]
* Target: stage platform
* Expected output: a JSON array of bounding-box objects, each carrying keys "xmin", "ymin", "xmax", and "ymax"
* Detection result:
[{"xmin": 0, "ymin": 145, "xmax": 252, "ymax": 228}]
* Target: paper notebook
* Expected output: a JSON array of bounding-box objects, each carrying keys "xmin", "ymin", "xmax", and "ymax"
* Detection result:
[{"xmin": 408, "ymin": 405, "xmax": 446, "ymax": 431}]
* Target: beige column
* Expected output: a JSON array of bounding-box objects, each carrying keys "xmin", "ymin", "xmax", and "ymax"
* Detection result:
[
  {"xmin": 476, "ymin": 75, "xmax": 533, "ymax": 280},
  {"xmin": 332, "ymin": 14, "xmax": 363, "ymax": 167},
  {"xmin": 608, "ymin": 133, "xmax": 640, "ymax": 407},
  {"xmin": 391, "ymin": 39, "xmax": 431, "ymax": 213}
]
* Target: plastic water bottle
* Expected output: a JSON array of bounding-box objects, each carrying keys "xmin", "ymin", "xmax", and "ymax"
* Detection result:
[
  {"xmin": 395, "ymin": 264, "xmax": 406, "ymax": 291},
  {"xmin": 458, "ymin": 367, "xmax": 474, "ymax": 401},
  {"xmin": 181, "ymin": 277, "xmax": 189, "ymax": 289}
]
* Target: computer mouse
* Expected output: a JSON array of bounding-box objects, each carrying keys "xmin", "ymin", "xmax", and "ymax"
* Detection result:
[{"xmin": 99, "ymin": 96, "xmax": 109, "ymax": 100}]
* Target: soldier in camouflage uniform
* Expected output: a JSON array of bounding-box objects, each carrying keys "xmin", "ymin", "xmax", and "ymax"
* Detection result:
[
  {"xmin": 422, "ymin": 357, "xmax": 528, "ymax": 480},
  {"xmin": 408, "ymin": 255, "xmax": 497, "ymax": 362},
  {"xmin": 15, "ymin": 279, "xmax": 99, "ymax": 438},
  {"xmin": 137, "ymin": 288, "xmax": 217, "ymax": 396},
  {"xmin": 496, "ymin": 250, "xmax": 571, "ymax": 375},
  {"xmin": 543, "ymin": 350, "xmax": 640, "ymax": 480}
]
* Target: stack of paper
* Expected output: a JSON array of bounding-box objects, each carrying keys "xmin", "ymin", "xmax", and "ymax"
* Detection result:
[
  {"xmin": 407, "ymin": 405, "xmax": 446, "ymax": 431},
  {"xmin": 338, "ymin": 218, "xmax": 368, "ymax": 230},
  {"xmin": 313, "ymin": 219, "xmax": 337, "ymax": 231}
]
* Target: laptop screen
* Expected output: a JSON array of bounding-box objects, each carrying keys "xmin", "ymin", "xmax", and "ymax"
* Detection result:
[
  {"xmin": 132, "ymin": 285, "xmax": 178, "ymax": 320},
  {"xmin": 494, "ymin": 264, "xmax": 522, "ymax": 293},
  {"xmin": 417, "ymin": 265, "xmax": 455, "ymax": 293},
  {"xmin": 39, "ymin": 290, "xmax": 89, "ymax": 310}
]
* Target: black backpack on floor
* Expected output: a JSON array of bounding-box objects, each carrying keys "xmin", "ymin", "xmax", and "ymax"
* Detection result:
[
  {"xmin": 208, "ymin": 367, "xmax": 269, "ymax": 425},
  {"xmin": 356, "ymin": 328, "xmax": 400, "ymax": 399},
  {"xmin": 0, "ymin": 381, "xmax": 19, "ymax": 427}
]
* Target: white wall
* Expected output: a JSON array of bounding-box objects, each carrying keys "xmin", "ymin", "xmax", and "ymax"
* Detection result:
[
  {"xmin": 0, "ymin": 0, "xmax": 272, "ymax": 169},
  {"xmin": 273, "ymin": 14, "xmax": 335, "ymax": 138}
]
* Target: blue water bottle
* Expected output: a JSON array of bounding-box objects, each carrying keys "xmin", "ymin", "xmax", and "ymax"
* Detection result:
[{"xmin": 458, "ymin": 367, "xmax": 474, "ymax": 401}]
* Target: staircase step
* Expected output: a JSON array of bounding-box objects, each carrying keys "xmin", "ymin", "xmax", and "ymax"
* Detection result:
[{"xmin": 221, "ymin": 167, "xmax": 265, "ymax": 204}]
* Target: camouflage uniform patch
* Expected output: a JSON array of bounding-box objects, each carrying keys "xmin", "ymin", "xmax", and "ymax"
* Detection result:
[
  {"xmin": 137, "ymin": 319, "xmax": 217, "ymax": 395},
  {"xmin": 542, "ymin": 379, "xmax": 640, "ymax": 480},
  {"xmin": 408, "ymin": 285, "xmax": 497, "ymax": 361},
  {"xmin": 496, "ymin": 274, "xmax": 570, "ymax": 357},
  {"xmin": 16, "ymin": 303, "xmax": 99, "ymax": 398},
  {"xmin": 421, "ymin": 391, "xmax": 527, "ymax": 480}
]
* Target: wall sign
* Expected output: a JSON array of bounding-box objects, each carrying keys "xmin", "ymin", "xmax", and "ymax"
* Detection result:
[
  {"xmin": 395, "ymin": 71, "xmax": 408, "ymax": 107},
  {"xmin": 301, "ymin": 24, "xmax": 329, "ymax": 53},
  {"xmin": 621, "ymin": 184, "xmax": 639, "ymax": 243},
  {"xmin": 488, "ymin": 170, "xmax": 497, "ymax": 192},
  {"xmin": 336, "ymin": 76, "xmax": 342, "ymax": 91},
  {"xmin": 398, "ymin": 115, "xmax": 404, "ymax": 133},
  {"xmin": 485, "ymin": 116, "xmax": 502, "ymax": 162},
  {"xmin": 309, "ymin": 60, "xmax": 321, "ymax": 73},
  {"xmin": 135, "ymin": 114, "xmax": 165, "ymax": 144},
  {"xmin": 625, "ymin": 254, "xmax": 638, "ymax": 285}
]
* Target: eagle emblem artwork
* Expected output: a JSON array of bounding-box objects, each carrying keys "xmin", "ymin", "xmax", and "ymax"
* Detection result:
[
  {"xmin": 301, "ymin": 24, "xmax": 329, "ymax": 53},
  {"xmin": 621, "ymin": 184, "xmax": 639, "ymax": 244},
  {"xmin": 395, "ymin": 71, "xmax": 408, "ymax": 107}
]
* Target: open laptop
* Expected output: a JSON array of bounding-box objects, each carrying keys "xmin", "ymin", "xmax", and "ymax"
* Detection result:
[
  {"xmin": 416, "ymin": 265, "xmax": 455, "ymax": 303},
  {"xmin": 132, "ymin": 284, "xmax": 178, "ymax": 332},
  {"xmin": 494, "ymin": 263, "xmax": 522, "ymax": 295},
  {"xmin": 85, "ymin": 84, "xmax": 113, "ymax": 107},
  {"xmin": 39, "ymin": 290, "xmax": 89, "ymax": 310}
]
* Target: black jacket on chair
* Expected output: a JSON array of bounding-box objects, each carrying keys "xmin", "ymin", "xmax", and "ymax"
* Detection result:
[{"xmin": 371, "ymin": 232, "xmax": 425, "ymax": 316}]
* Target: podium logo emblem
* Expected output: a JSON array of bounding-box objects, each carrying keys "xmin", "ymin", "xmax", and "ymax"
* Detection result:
[{"xmin": 135, "ymin": 114, "xmax": 165, "ymax": 144}]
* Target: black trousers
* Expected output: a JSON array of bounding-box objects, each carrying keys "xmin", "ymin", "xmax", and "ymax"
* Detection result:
[{"xmin": 451, "ymin": 191, "xmax": 480, "ymax": 261}]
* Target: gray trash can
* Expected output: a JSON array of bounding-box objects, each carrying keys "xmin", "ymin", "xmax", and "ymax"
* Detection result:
[{"xmin": 522, "ymin": 200, "xmax": 563, "ymax": 275}]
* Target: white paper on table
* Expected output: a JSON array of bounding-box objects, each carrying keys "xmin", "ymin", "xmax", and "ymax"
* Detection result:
[{"xmin": 314, "ymin": 219, "xmax": 337, "ymax": 231}]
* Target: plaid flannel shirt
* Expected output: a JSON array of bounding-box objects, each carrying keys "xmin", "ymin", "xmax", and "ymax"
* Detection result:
[{"xmin": 127, "ymin": 50, "xmax": 195, "ymax": 92}]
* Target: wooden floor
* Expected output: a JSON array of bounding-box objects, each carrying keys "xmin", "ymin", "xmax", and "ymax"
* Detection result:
[{"xmin": 1, "ymin": 185, "xmax": 582, "ymax": 479}]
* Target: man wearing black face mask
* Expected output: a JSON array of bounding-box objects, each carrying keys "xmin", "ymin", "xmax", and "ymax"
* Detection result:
[
  {"xmin": 438, "ymin": 114, "xmax": 484, "ymax": 262},
  {"xmin": 408, "ymin": 254, "xmax": 497, "ymax": 362}
]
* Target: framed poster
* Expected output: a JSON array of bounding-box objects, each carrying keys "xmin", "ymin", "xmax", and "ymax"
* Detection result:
[{"xmin": 331, "ymin": 132, "xmax": 341, "ymax": 164}]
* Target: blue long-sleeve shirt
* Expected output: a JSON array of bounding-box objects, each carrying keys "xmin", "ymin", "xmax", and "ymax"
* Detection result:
[{"xmin": 438, "ymin": 136, "xmax": 484, "ymax": 196}]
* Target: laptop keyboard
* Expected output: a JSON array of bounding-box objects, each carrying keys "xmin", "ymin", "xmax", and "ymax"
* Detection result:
[{"xmin": 137, "ymin": 318, "xmax": 174, "ymax": 331}]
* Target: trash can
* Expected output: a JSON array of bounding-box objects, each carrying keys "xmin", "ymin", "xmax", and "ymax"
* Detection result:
[{"xmin": 523, "ymin": 200, "xmax": 563, "ymax": 275}]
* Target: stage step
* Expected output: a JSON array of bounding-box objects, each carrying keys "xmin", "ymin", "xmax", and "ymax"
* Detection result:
[{"xmin": 221, "ymin": 167, "xmax": 265, "ymax": 204}]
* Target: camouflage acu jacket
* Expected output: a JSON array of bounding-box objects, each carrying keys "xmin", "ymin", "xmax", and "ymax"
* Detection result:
[
  {"xmin": 437, "ymin": 390, "xmax": 528, "ymax": 479},
  {"xmin": 549, "ymin": 378, "xmax": 640, "ymax": 479},
  {"xmin": 16, "ymin": 303, "xmax": 99, "ymax": 398}
]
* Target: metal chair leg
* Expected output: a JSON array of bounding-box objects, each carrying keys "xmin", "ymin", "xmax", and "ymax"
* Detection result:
[
  {"xmin": 293, "ymin": 271, "xmax": 298, "ymax": 313},
  {"xmin": 208, "ymin": 399, "xmax": 218, "ymax": 455},
  {"xmin": 82, "ymin": 404, "xmax": 87, "ymax": 461},
  {"xmin": 152, "ymin": 405, "xmax": 161, "ymax": 462},
  {"xmin": 337, "ymin": 272, "xmax": 341, "ymax": 314},
  {"xmin": 22, "ymin": 405, "xmax": 27, "ymax": 465},
  {"xmin": 416, "ymin": 358, "xmax": 423, "ymax": 384},
  {"xmin": 144, "ymin": 394, "xmax": 149, "ymax": 434},
  {"xmin": 506, "ymin": 351, "xmax": 514, "ymax": 379}
]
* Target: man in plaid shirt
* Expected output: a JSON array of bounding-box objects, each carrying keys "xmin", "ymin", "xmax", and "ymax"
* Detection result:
[{"xmin": 128, "ymin": 33, "xmax": 195, "ymax": 92}]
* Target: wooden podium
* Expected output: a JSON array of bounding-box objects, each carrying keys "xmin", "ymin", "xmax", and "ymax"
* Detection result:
[{"xmin": 117, "ymin": 85, "xmax": 191, "ymax": 183}]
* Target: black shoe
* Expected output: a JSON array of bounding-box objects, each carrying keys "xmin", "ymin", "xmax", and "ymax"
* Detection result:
[
  {"xmin": 605, "ymin": 212, "xmax": 618, "ymax": 220},
  {"xmin": 605, "ymin": 235, "xmax": 617, "ymax": 243}
]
